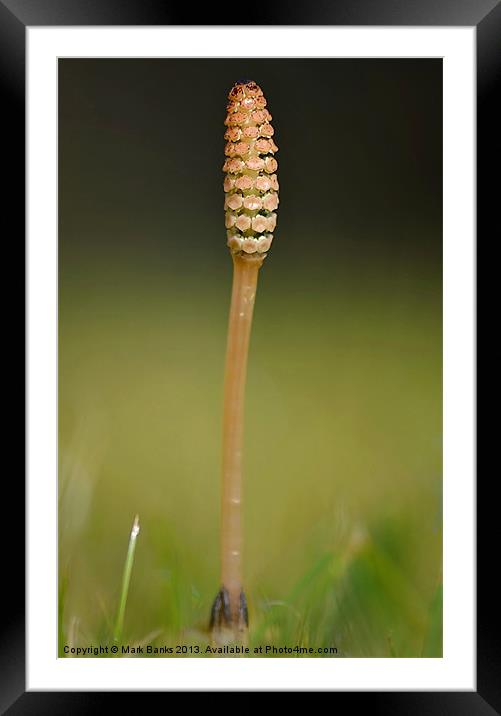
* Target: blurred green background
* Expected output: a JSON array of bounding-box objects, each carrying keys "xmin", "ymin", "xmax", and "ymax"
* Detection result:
[{"xmin": 58, "ymin": 59, "xmax": 442, "ymax": 657}]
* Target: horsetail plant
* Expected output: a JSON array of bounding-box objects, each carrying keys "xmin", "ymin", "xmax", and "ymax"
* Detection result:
[{"xmin": 210, "ymin": 80, "xmax": 279, "ymax": 642}]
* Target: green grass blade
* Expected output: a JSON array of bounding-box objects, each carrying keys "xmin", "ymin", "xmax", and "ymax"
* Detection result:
[
  {"xmin": 422, "ymin": 583, "xmax": 443, "ymax": 657},
  {"xmin": 113, "ymin": 514, "xmax": 140, "ymax": 644},
  {"xmin": 58, "ymin": 571, "xmax": 68, "ymax": 657}
]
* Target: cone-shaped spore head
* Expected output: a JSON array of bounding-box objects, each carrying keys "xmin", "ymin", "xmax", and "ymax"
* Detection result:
[{"xmin": 223, "ymin": 81, "xmax": 279, "ymax": 257}]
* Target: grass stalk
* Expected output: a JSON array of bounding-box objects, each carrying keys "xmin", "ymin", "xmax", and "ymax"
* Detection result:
[{"xmin": 113, "ymin": 514, "xmax": 140, "ymax": 644}]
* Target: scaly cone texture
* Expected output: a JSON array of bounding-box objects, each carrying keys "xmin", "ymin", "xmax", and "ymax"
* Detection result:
[{"xmin": 223, "ymin": 80, "xmax": 279, "ymax": 256}]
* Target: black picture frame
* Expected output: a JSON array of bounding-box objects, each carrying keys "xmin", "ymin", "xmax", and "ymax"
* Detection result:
[{"xmin": 4, "ymin": 0, "xmax": 491, "ymax": 710}]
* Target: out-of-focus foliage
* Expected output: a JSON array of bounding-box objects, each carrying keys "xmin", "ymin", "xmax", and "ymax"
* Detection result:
[{"xmin": 59, "ymin": 250, "xmax": 442, "ymax": 657}]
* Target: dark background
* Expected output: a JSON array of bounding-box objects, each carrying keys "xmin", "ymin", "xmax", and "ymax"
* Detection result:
[{"xmin": 60, "ymin": 58, "xmax": 442, "ymax": 272}]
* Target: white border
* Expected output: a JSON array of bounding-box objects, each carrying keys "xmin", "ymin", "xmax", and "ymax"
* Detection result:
[{"xmin": 27, "ymin": 26, "xmax": 475, "ymax": 691}]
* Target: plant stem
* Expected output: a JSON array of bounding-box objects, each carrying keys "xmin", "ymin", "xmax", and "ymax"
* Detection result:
[
  {"xmin": 215, "ymin": 252, "xmax": 263, "ymax": 634},
  {"xmin": 113, "ymin": 514, "xmax": 140, "ymax": 644}
]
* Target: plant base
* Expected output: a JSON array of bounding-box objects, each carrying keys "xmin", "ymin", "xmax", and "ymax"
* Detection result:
[{"xmin": 210, "ymin": 586, "xmax": 248, "ymax": 643}]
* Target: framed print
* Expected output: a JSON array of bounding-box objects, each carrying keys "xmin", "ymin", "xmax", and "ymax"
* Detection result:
[{"xmin": 3, "ymin": 0, "xmax": 493, "ymax": 709}]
